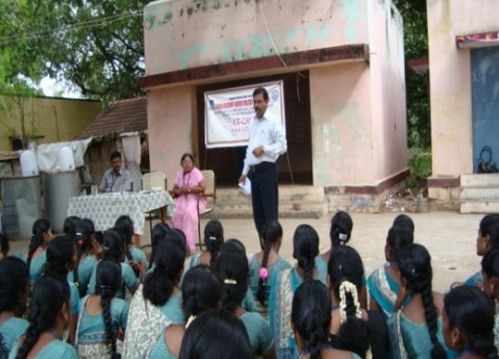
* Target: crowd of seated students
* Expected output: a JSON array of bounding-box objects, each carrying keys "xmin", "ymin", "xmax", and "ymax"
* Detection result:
[{"xmin": 0, "ymin": 212, "xmax": 497, "ymax": 359}]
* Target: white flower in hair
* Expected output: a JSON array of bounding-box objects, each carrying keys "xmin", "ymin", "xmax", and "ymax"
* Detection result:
[
  {"xmin": 338, "ymin": 233, "xmax": 348, "ymax": 241},
  {"xmin": 338, "ymin": 280, "xmax": 362, "ymax": 324}
]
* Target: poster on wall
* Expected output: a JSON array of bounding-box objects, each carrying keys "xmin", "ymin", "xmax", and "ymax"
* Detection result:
[{"xmin": 204, "ymin": 81, "xmax": 286, "ymax": 148}]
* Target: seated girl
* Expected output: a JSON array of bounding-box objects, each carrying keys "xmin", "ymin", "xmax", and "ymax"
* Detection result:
[
  {"xmin": 0, "ymin": 257, "xmax": 29, "ymax": 355},
  {"xmin": 214, "ymin": 251, "xmax": 275, "ymax": 358},
  {"xmin": 292, "ymin": 280, "xmax": 361, "ymax": 359},
  {"xmin": 87, "ymin": 229, "xmax": 139, "ymax": 299},
  {"xmin": 249, "ymin": 220, "xmax": 291, "ymax": 315},
  {"xmin": 151, "ymin": 265, "xmax": 222, "ymax": 358},
  {"xmin": 9, "ymin": 277, "xmax": 77, "ymax": 358},
  {"xmin": 387, "ymin": 244, "xmax": 455, "ymax": 359},
  {"xmin": 269, "ymin": 224, "xmax": 326, "ymax": 358},
  {"xmin": 442, "ymin": 285, "xmax": 497, "ymax": 359},
  {"xmin": 76, "ymin": 259, "xmax": 128, "ymax": 358},
  {"xmin": 329, "ymin": 245, "xmax": 389, "ymax": 358},
  {"xmin": 366, "ymin": 225, "xmax": 414, "ymax": 316},
  {"xmin": 464, "ymin": 214, "xmax": 499, "ymax": 287}
]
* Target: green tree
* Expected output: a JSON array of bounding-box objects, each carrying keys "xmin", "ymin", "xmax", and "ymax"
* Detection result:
[
  {"xmin": 393, "ymin": 0, "xmax": 430, "ymax": 149},
  {"xmin": 0, "ymin": 0, "xmax": 148, "ymax": 103}
]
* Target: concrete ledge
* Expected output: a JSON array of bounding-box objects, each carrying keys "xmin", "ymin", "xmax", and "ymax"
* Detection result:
[
  {"xmin": 324, "ymin": 169, "xmax": 409, "ymax": 213},
  {"xmin": 138, "ymin": 44, "xmax": 369, "ymax": 88},
  {"xmin": 461, "ymin": 201, "xmax": 499, "ymax": 214},
  {"xmin": 324, "ymin": 169, "xmax": 409, "ymax": 196},
  {"xmin": 427, "ymin": 176, "xmax": 461, "ymax": 188}
]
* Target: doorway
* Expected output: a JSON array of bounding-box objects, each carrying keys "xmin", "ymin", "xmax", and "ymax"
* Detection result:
[
  {"xmin": 196, "ymin": 72, "xmax": 313, "ymax": 186},
  {"xmin": 471, "ymin": 47, "xmax": 499, "ymax": 172}
]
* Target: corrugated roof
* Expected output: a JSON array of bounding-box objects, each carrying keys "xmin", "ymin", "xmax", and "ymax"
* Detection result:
[{"xmin": 76, "ymin": 97, "xmax": 147, "ymax": 139}]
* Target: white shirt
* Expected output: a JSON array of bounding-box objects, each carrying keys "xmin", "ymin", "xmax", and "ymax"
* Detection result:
[
  {"xmin": 99, "ymin": 168, "xmax": 132, "ymax": 192},
  {"xmin": 242, "ymin": 114, "xmax": 287, "ymax": 176}
]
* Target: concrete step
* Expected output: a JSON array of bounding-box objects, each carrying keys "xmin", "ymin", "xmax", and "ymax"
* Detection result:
[
  {"xmin": 210, "ymin": 185, "xmax": 326, "ymax": 219},
  {"xmin": 216, "ymin": 185, "xmax": 325, "ymax": 205},
  {"xmin": 208, "ymin": 203, "xmax": 326, "ymax": 219},
  {"xmin": 461, "ymin": 174, "xmax": 499, "ymax": 187},
  {"xmin": 460, "ymin": 186, "xmax": 499, "ymax": 200},
  {"xmin": 460, "ymin": 201, "xmax": 499, "ymax": 214}
]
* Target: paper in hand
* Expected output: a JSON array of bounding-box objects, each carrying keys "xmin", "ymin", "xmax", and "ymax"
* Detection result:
[{"xmin": 238, "ymin": 178, "xmax": 251, "ymax": 196}]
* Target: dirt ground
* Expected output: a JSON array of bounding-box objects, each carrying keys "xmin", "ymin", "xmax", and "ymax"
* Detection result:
[
  {"xmin": 8, "ymin": 211, "xmax": 483, "ymax": 294},
  {"xmin": 198, "ymin": 211, "xmax": 483, "ymax": 293}
]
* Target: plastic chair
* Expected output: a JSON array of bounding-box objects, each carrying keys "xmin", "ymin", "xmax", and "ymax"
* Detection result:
[{"xmin": 197, "ymin": 170, "xmax": 216, "ymax": 249}]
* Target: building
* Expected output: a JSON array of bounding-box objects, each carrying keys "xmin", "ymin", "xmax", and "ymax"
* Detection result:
[
  {"xmin": 0, "ymin": 95, "xmax": 101, "ymax": 151},
  {"xmin": 76, "ymin": 97, "xmax": 148, "ymax": 191},
  {"xmin": 139, "ymin": 0, "xmax": 408, "ymax": 213},
  {"xmin": 427, "ymin": 0, "xmax": 499, "ymax": 213}
]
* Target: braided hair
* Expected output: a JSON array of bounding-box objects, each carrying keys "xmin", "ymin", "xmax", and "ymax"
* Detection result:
[
  {"xmin": 291, "ymin": 280, "xmax": 332, "ymax": 359},
  {"xmin": 203, "ymin": 219, "xmax": 224, "ymax": 267},
  {"xmin": 143, "ymin": 234, "xmax": 186, "ymax": 306},
  {"xmin": 396, "ymin": 244, "xmax": 445, "ymax": 359},
  {"xmin": 330, "ymin": 211, "xmax": 353, "ymax": 247},
  {"xmin": 95, "ymin": 259, "xmax": 122, "ymax": 359},
  {"xmin": 73, "ymin": 221, "xmax": 93, "ymax": 290},
  {"xmin": 256, "ymin": 220, "xmax": 282, "ymax": 306},
  {"xmin": 0, "ymin": 257, "xmax": 28, "ymax": 356},
  {"xmin": 293, "ymin": 224, "xmax": 319, "ymax": 280},
  {"xmin": 102, "ymin": 229, "xmax": 125, "ymax": 262},
  {"xmin": 386, "ymin": 226, "xmax": 414, "ymax": 262},
  {"xmin": 444, "ymin": 285, "xmax": 497, "ymax": 359},
  {"xmin": 44, "ymin": 235, "xmax": 75, "ymax": 281},
  {"xmin": 27, "ymin": 219, "xmax": 51, "ymax": 270},
  {"xmin": 214, "ymin": 251, "xmax": 249, "ymax": 313},
  {"xmin": 15, "ymin": 276, "xmax": 69, "ymax": 359},
  {"xmin": 328, "ymin": 246, "xmax": 369, "ymax": 358},
  {"xmin": 114, "ymin": 215, "xmax": 134, "ymax": 262},
  {"xmin": 182, "ymin": 265, "xmax": 222, "ymax": 320},
  {"xmin": 149, "ymin": 223, "xmax": 170, "ymax": 269}
]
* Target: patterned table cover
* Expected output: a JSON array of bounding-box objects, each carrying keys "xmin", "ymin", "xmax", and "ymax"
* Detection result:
[{"xmin": 67, "ymin": 190, "xmax": 176, "ymax": 235}]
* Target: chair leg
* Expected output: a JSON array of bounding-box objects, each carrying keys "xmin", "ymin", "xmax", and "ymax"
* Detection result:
[{"xmin": 149, "ymin": 213, "xmax": 153, "ymax": 242}]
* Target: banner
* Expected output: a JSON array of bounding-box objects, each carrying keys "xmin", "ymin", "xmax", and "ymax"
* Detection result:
[{"xmin": 204, "ymin": 81, "xmax": 285, "ymax": 148}]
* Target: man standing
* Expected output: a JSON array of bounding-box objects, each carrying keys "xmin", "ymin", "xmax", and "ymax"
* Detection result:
[
  {"xmin": 99, "ymin": 151, "xmax": 132, "ymax": 192},
  {"xmin": 239, "ymin": 87, "xmax": 287, "ymax": 237}
]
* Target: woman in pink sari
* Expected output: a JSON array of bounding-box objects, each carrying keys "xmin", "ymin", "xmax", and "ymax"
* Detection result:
[{"xmin": 171, "ymin": 153, "xmax": 206, "ymax": 254}]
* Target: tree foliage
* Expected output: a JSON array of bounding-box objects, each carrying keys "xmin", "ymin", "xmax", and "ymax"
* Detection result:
[
  {"xmin": 393, "ymin": 0, "xmax": 430, "ymax": 150},
  {"xmin": 0, "ymin": 0, "xmax": 148, "ymax": 103}
]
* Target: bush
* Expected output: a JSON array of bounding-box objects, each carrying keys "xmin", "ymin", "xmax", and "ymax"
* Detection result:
[{"xmin": 407, "ymin": 148, "xmax": 431, "ymax": 188}]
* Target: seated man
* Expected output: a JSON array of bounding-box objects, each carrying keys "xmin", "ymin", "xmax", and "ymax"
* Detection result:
[{"xmin": 99, "ymin": 151, "xmax": 132, "ymax": 192}]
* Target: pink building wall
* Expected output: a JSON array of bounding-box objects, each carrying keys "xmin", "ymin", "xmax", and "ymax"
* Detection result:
[
  {"xmin": 147, "ymin": 86, "xmax": 195, "ymax": 178},
  {"xmin": 142, "ymin": 0, "xmax": 407, "ymax": 190},
  {"xmin": 368, "ymin": 0, "xmax": 407, "ymax": 181},
  {"xmin": 427, "ymin": 0, "xmax": 499, "ymax": 178},
  {"xmin": 144, "ymin": 0, "xmax": 369, "ymax": 75}
]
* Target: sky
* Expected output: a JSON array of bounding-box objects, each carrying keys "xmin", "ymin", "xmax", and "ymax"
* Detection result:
[{"xmin": 39, "ymin": 76, "xmax": 82, "ymax": 98}]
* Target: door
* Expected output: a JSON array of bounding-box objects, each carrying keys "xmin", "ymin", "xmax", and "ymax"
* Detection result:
[
  {"xmin": 471, "ymin": 47, "xmax": 499, "ymax": 172},
  {"xmin": 196, "ymin": 72, "xmax": 313, "ymax": 186}
]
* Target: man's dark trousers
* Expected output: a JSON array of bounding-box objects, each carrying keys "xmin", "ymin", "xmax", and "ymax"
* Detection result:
[{"xmin": 249, "ymin": 161, "xmax": 278, "ymax": 237}]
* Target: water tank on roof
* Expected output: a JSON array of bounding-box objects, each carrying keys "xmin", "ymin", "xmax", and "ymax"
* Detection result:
[{"xmin": 20, "ymin": 150, "xmax": 39, "ymax": 177}]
